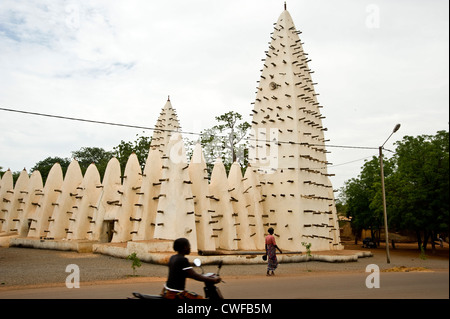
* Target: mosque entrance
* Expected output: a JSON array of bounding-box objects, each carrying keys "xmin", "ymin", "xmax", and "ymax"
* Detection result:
[
  {"xmin": 101, "ymin": 220, "xmax": 115, "ymax": 243},
  {"xmin": 26, "ymin": 219, "xmax": 32, "ymax": 234}
]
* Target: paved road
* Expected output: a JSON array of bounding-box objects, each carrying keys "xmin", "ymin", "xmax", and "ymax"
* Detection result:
[{"xmin": 1, "ymin": 270, "xmax": 447, "ymax": 299}]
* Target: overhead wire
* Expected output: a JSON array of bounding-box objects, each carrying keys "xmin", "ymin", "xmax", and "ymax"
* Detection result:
[{"xmin": 0, "ymin": 107, "xmax": 378, "ymax": 152}]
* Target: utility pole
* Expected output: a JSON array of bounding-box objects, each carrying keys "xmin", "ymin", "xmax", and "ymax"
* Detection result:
[{"xmin": 379, "ymin": 123, "xmax": 401, "ymax": 264}]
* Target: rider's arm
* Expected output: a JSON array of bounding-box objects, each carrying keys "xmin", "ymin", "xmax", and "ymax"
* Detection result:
[{"xmin": 185, "ymin": 268, "xmax": 220, "ymax": 284}]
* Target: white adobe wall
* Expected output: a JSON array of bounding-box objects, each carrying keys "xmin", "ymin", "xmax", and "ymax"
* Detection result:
[
  {"xmin": 153, "ymin": 133, "xmax": 198, "ymax": 252},
  {"xmin": 0, "ymin": 170, "xmax": 14, "ymax": 231},
  {"xmin": 88, "ymin": 157, "xmax": 122, "ymax": 242},
  {"xmin": 66, "ymin": 163, "xmax": 102, "ymax": 240},
  {"xmin": 1, "ymin": 169, "xmax": 28, "ymax": 234},
  {"xmin": 242, "ymin": 167, "xmax": 266, "ymax": 250},
  {"xmin": 46, "ymin": 160, "xmax": 83, "ymax": 240},
  {"xmin": 27, "ymin": 163, "xmax": 64, "ymax": 239},
  {"xmin": 188, "ymin": 143, "xmax": 216, "ymax": 251},
  {"xmin": 111, "ymin": 153, "xmax": 142, "ymax": 243},
  {"xmin": 17, "ymin": 171, "xmax": 43, "ymax": 237},
  {"xmin": 208, "ymin": 158, "xmax": 238, "ymax": 250},
  {"xmin": 228, "ymin": 162, "xmax": 257, "ymax": 250},
  {"xmin": 131, "ymin": 148, "xmax": 162, "ymax": 241}
]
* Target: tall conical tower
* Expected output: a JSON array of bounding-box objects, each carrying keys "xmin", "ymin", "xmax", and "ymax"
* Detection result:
[
  {"xmin": 150, "ymin": 97, "xmax": 181, "ymax": 157},
  {"xmin": 249, "ymin": 7, "xmax": 342, "ymax": 251}
]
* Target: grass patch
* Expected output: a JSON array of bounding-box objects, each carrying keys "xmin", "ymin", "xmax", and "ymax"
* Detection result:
[{"xmin": 383, "ymin": 266, "xmax": 432, "ymax": 272}]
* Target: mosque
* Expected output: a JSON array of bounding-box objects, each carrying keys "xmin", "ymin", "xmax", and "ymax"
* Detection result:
[{"xmin": 0, "ymin": 6, "xmax": 343, "ymax": 259}]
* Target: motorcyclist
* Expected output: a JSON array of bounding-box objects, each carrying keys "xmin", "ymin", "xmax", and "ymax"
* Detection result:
[{"xmin": 161, "ymin": 237, "xmax": 221, "ymax": 299}]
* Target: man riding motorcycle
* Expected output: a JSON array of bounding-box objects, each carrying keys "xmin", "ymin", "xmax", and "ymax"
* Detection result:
[{"xmin": 161, "ymin": 238, "xmax": 221, "ymax": 299}]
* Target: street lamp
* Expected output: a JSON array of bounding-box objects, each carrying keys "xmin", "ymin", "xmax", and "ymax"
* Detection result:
[{"xmin": 379, "ymin": 123, "xmax": 401, "ymax": 264}]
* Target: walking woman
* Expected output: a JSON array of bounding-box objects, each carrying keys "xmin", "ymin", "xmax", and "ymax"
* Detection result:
[{"xmin": 265, "ymin": 227, "xmax": 283, "ymax": 276}]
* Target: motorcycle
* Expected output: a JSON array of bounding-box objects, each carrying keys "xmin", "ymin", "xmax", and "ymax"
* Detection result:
[{"xmin": 130, "ymin": 258, "xmax": 224, "ymax": 300}]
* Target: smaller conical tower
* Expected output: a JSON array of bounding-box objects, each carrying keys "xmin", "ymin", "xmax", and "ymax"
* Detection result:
[{"xmin": 150, "ymin": 97, "xmax": 182, "ymax": 157}]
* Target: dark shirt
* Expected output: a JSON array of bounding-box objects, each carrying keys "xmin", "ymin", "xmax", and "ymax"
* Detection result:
[{"xmin": 165, "ymin": 254, "xmax": 192, "ymax": 291}]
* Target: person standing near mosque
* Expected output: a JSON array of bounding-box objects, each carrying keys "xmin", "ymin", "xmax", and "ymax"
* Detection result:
[{"xmin": 265, "ymin": 227, "xmax": 283, "ymax": 276}]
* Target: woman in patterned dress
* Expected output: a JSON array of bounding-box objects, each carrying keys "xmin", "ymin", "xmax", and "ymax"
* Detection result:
[{"xmin": 265, "ymin": 227, "xmax": 283, "ymax": 276}]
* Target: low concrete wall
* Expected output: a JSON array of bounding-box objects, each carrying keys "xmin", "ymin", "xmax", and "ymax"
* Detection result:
[
  {"xmin": 0, "ymin": 234, "xmax": 17, "ymax": 247},
  {"xmin": 92, "ymin": 240, "xmax": 174, "ymax": 263},
  {"xmin": 7, "ymin": 237, "xmax": 373, "ymax": 265},
  {"xmin": 93, "ymin": 241, "xmax": 373, "ymax": 265},
  {"xmin": 9, "ymin": 237, "xmax": 95, "ymax": 253}
]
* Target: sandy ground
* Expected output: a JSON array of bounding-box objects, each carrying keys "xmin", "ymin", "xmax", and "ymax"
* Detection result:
[{"xmin": 0, "ymin": 242, "xmax": 448, "ymax": 291}]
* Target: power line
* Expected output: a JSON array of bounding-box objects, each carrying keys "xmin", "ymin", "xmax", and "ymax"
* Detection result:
[
  {"xmin": 328, "ymin": 156, "xmax": 375, "ymax": 168},
  {"xmin": 0, "ymin": 106, "xmax": 378, "ymax": 150},
  {"xmin": 258, "ymin": 155, "xmax": 376, "ymax": 172},
  {"xmin": 0, "ymin": 106, "xmax": 198, "ymax": 136}
]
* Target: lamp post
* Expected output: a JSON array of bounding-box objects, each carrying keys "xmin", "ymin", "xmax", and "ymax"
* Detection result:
[{"xmin": 379, "ymin": 123, "xmax": 401, "ymax": 264}]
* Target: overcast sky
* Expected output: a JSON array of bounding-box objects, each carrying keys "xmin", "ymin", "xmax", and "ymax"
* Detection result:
[{"xmin": 0, "ymin": 0, "xmax": 448, "ymax": 191}]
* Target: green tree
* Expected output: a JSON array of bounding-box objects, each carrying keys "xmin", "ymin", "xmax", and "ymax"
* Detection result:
[
  {"xmin": 112, "ymin": 132, "xmax": 151, "ymax": 175},
  {"xmin": 71, "ymin": 147, "xmax": 112, "ymax": 181},
  {"xmin": 391, "ymin": 131, "xmax": 449, "ymax": 250},
  {"xmin": 341, "ymin": 156, "xmax": 395, "ymax": 244},
  {"xmin": 199, "ymin": 111, "xmax": 250, "ymax": 175},
  {"xmin": 31, "ymin": 156, "xmax": 71, "ymax": 184},
  {"xmin": 340, "ymin": 130, "xmax": 449, "ymax": 251},
  {"xmin": 28, "ymin": 133, "xmax": 152, "ymax": 184}
]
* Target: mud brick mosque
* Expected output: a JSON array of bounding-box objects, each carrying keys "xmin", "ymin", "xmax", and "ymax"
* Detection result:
[{"xmin": 0, "ymin": 6, "xmax": 343, "ymax": 259}]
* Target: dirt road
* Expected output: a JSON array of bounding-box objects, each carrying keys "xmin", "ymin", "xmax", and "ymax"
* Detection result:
[
  {"xmin": 1, "ymin": 269, "xmax": 448, "ymax": 299},
  {"xmin": 0, "ymin": 242, "xmax": 448, "ymax": 299}
]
